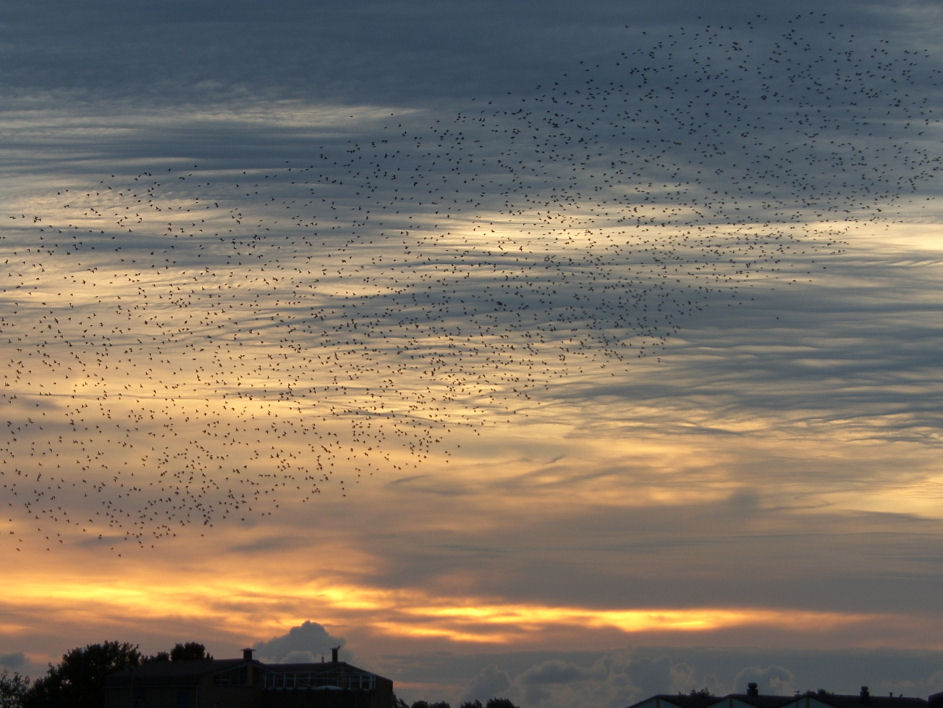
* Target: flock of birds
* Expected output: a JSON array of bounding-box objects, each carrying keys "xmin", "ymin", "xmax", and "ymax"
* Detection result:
[{"xmin": 1, "ymin": 13, "xmax": 940, "ymax": 551}]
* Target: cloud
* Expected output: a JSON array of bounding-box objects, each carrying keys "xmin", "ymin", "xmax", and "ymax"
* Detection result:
[
  {"xmin": 416, "ymin": 648, "xmax": 943, "ymax": 708},
  {"xmin": 0, "ymin": 652, "xmax": 27, "ymax": 670},
  {"xmin": 520, "ymin": 659, "xmax": 606, "ymax": 685},
  {"xmin": 456, "ymin": 651, "xmax": 714, "ymax": 708},
  {"xmin": 464, "ymin": 665, "xmax": 512, "ymax": 703},
  {"xmin": 4, "ymin": 3, "xmax": 941, "ymax": 552},
  {"xmin": 733, "ymin": 666, "xmax": 797, "ymax": 697},
  {"xmin": 253, "ymin": 621, "xmax": 347, "ymax": 664}
]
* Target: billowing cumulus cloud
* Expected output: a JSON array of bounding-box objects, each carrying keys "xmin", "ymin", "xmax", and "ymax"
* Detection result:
[
  {"xmin": 733, "ymin": 666, "xmax": 797, "ymax": 698},
  {"xmin": 253, "ymin": 621, "xmax": 347, "ymax": 665},
  {"xmin": 464, "ymin": 665, "xmax": 513, "ymax": 703}
]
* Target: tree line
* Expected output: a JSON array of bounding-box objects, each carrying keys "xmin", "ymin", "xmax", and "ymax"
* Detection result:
[{"xmin": 0, "ymin": 641, "xmax": 211, "ymax": 708}]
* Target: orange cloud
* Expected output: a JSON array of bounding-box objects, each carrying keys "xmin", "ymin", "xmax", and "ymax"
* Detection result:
[{"xmin": 0, "ymin": 558, "xmax": 881, "ymax": 656}]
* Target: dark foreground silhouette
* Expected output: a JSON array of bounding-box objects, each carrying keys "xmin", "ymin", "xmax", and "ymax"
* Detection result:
[{"xmin": 0, "ymin": 641, "xmax": 519, "ymax": 708}]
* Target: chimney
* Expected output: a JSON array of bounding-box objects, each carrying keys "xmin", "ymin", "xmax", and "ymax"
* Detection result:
[
  {"xmin": 860, "ymin": 687, "xmax": 870, "ymax": 703},
  {"xmin": 748, "ymin": 683, "xmax": 759, "ymax": 697},
  {"xmin": 243, "ymin": 648, "xmax": 254, "ymax": 687},
  {"xmin": 332, "ymin": 646, "xmax": 339, "ymax": 664}
]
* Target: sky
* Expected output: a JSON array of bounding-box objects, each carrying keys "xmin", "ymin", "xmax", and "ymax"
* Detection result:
[{"xmin": 1, "ymin": 1, "xmax": 943, "ymax": 707}]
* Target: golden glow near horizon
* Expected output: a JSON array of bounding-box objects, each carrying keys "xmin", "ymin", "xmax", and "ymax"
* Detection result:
[{"xmin": 0, "ymin": 564, "xmax": 888, "ymax": 652}]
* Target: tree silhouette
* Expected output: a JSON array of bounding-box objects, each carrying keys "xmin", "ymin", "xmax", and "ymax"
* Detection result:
[
  {"xmin": 485, "ymin": 699, "xmax": 519, "ymax": 708},
  {"xmin": 689, "ymin": 689, "xmax": 716, "ymax": 698},
  {"xmin": 0, "ymin": 670, "xmax": 30, "ymax": 708},
  {"xmin": 169, "ymin": 642, "xmax": 213, "ymax": 662},
  {"xmin": 23, "ymin": 641, "xmax": 142, "ymax": 708}
]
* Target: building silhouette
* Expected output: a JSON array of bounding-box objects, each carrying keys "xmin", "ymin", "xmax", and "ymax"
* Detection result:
[
  {"xmin": 628, "ymin": 685, "xmax": 943, "ymax": 708},
  {"xmin": 104, "ymin": 647, "xmax": 393, "ymax": 708}
]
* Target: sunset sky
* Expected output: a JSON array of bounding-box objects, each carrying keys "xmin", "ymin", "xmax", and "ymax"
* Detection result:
[{"xmin": 2, "ymin": 2, "xmax": 943, "ymax": 707}]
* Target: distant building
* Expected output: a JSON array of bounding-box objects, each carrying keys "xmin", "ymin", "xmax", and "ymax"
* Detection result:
[
  {"xmin": 629, "ymin": 685, "xmax": 936, "ymax": 708},
  {"xmin": 104, "ymin": 647, "xmax": 393, "ymax": 708},
  {"xmin": 628, "ymin": 692, "xmax": 724, "ymax": 708},
  {"xmin": 781, "ymin": 687, "xmax": 929, "ymax": 708},
  {"xmin": 707, "ymin": 682, "xmax": 796, "ymax": 708}
]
